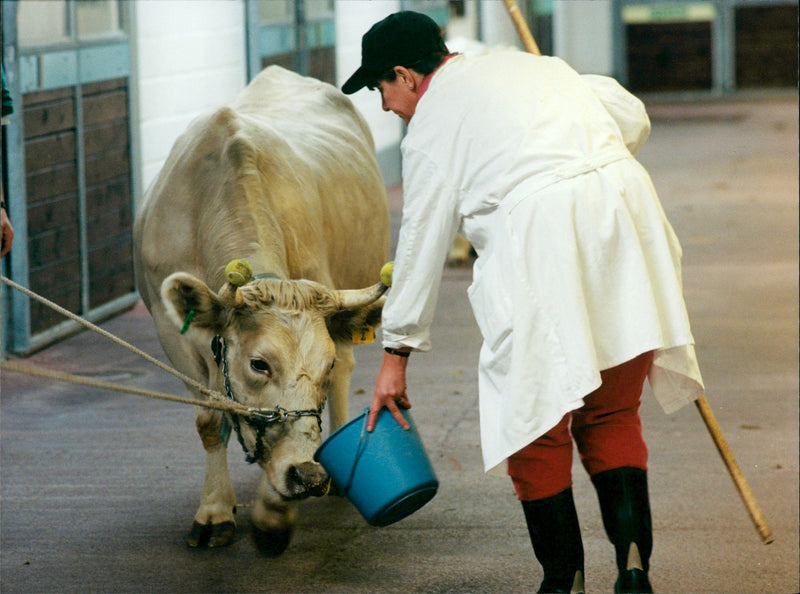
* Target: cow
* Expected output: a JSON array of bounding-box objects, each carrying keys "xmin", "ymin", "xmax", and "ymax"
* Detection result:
[{"xmin": 132, "ymin": 66, "xmax": 390, "ymax": 556}]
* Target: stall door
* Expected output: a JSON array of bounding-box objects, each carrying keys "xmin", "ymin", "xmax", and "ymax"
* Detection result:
[{"xmin": 2, "ymin": 0, "xmax": 136, "ymax": 354}]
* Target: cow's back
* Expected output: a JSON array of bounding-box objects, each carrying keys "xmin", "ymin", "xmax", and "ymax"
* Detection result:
[
  {"xmin": 134, "ymin": 66, "xmax": 389, "ymax": 311},
  {"xmin": 227, "ymin": 66, "xmax": 390, "ymax": 288}
]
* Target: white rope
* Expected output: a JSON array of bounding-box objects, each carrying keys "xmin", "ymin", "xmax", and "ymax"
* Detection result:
[
  {"xmin": 1, "ymin": 275, "xmax": 228, "ymax": 406},
  {"xmin": 0, "ymin": 360, "xmax": 250, "ymax": 416}
]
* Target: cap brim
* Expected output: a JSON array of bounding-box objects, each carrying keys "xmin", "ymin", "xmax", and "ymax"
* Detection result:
[{"xmin": 342, "ymin": 67, "xmax": 372, "ymax": 95}]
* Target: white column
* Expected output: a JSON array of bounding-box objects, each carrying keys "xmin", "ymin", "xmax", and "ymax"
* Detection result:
[
  {"xmin": 336, "ymin": 1, "xmax": 403, "ymax": 184},
  {"xmin": 132, "ymin": 0, "xmax": 247, "ymax": 190},
  {"xmin": 479, "ymin": 0, "xmax": 522, "ymax": 49},
  {"xmin": 553, "ymin": 0, "xmax": 613, "ymax": 74}
]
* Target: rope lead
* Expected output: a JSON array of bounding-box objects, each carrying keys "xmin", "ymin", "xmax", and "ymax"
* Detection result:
[
  {"xmin": 1, "ymin": 275, "xmax": 219, "ymax": 400},
  {"xmin": 0, "ymin": 360, "xmax": 249, "ymax": 416}
]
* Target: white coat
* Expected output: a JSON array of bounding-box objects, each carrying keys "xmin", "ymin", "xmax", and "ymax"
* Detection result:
[{"xmin": 381, "ymin": 52, "xmax": 704, "ymax": 472}]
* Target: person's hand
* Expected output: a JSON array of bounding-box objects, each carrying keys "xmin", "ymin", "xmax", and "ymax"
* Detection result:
[
  {"xmin": 1, "ymin": 207, "xmax": 14, "ymax": 257},
  {"xmin": 368, "ymin": 350, "xmax": 412, "ymax": 432}
]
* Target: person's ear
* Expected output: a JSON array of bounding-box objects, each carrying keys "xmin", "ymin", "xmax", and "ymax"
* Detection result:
[{"xmin": 394, "ymin": 66, "xmax": 416, "ymax": 90}]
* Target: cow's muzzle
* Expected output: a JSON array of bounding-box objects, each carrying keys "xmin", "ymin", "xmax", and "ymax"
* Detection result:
[{"xmin": 285, "ymin": 461, "xmax": 330, "ymax": 500}]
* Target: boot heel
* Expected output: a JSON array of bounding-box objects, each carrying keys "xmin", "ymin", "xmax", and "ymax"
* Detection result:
[
  {"xmin": 571, "ymin": 569, "xmax": 585, "ymax": 594},
  {"xmin": 615, "ymin": 569, "xmax": 652, "ymax": 593},
  {"xmin": 537, "ymin": 569, "xmax": 584, "ymax": 594}
]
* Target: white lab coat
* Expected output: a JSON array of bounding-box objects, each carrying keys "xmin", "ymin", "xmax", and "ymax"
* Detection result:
[{"xmin": 381, "ymin": 52, "xmax": 704, "ymax": 472}]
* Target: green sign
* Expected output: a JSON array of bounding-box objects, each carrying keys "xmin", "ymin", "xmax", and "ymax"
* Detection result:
[{"xmin": 622, "ymin": 2, "xmax": 716, "ymax": 24}]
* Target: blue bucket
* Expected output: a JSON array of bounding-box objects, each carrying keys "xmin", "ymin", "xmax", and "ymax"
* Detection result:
[{"xmin": 314, "ymin": 407, "xmax": 438, "ymax": 527}]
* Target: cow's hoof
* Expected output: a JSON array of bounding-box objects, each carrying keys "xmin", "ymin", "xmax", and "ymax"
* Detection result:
[
  {"xmin": 252, "ymin": 525, "xmax": 292, "ymax": 557},
  {"xmin": 186, "ymin": 521, "xmax": 237, "ymax": 548}
]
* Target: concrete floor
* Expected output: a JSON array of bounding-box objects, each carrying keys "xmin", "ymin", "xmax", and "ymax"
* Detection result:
[{"xmin": 1, "ymin": 95, "xmax": 797, "ymax": 593}]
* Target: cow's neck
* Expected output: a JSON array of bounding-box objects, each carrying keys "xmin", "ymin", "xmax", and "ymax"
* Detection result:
[{"xmin": 241, "ymin": 253, "xmax": 288, "ymax": 281}]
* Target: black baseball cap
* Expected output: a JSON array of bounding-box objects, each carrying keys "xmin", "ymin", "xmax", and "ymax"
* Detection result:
[{"xmin": 342, "ymin": 11, "xmax": 446, "ymax": 95}]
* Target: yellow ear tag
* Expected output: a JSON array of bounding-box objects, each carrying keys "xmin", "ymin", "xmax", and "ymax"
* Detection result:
[{"xmin": 352, "ymin": 325, "xmax": 375, "ymax": 344}]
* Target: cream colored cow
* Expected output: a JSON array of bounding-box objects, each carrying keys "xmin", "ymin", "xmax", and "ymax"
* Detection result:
[{"xmin": 133, "ymin": 66, "xmax": 390, "ymax": 556}]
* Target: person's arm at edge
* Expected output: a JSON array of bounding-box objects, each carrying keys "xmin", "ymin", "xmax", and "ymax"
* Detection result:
[
  {"xmin": 368, "ymin": 142, "xmax": 461, "ymax": 432},
  {"xmin": 367, "ymin": 347, "xmax": 412, "ymax": 432},
  {"xmin": 0, "ymin": 188, "xmax": 13, "ymax": 257}
]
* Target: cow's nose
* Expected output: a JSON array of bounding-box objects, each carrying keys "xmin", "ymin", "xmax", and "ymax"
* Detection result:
[{"xmin": 286, "ymin": 462, "xmax": 330, "ymax": 499}]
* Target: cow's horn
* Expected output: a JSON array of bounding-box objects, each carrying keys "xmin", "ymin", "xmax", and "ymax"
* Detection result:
[
  {"xmin": 334, "ymin": 282, "xmax": 387, "ymax": 310},
  {"xmin": 219, "ymin": 283, "xmax": 245, "ymax": 307}
]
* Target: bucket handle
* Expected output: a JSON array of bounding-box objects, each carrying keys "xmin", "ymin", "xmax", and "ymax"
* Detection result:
[{"xmin": 341, "ymin": 406, "xmax": 372, "ymax": 496}]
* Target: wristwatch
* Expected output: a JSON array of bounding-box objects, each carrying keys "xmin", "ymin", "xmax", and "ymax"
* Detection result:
[{"xmin": 384, "ymin": 347, "xmax": 410, "ymax": 358}]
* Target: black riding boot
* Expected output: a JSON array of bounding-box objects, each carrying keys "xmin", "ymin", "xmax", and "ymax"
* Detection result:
[
  {"xmin": 521, "ymin": 488, "xmax": 585, "ymax": 594},
  {"xmin": 591, "ymin": 467, "xmax": 653, "ymax": 594}
]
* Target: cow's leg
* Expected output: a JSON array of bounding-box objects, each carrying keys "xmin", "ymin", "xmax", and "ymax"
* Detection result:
[
  {"xmin": 325, "ymin": 346, "xmax": 355, "ymax": 497},
  {"xmin": 251, "ymin": 474, "xmax": 298, "ymax": 557},
  {"xmin": 447, "ymin": 233, "xmax": 474, "ymax": 267},
  {"xmin": 329, "ymin": 345, "xmax": 355, "ymax": 430},
  {"xmin": 186, "ymin": 407, "xmax": 237, "ymax": 548}
]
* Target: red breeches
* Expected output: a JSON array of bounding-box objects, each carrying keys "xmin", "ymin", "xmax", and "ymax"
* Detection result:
[{"xmin": 507, "ymin": 351, "xmax": 653, "ymax": 501}]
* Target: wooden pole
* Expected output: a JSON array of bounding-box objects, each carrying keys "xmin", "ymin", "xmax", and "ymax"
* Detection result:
[
  {"xmin": 501, "ymin": 0, "xmax": 774, "ymax": 546},
  {"xmin": 502, "ymin": 0, "xmax": 541, "ymax": 55},
  {"xmin": 695, "ymin": 396, "xmax": 774, "ymax": 543}
]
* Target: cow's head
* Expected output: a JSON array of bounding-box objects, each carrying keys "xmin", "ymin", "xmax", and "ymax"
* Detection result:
[{"xmin": 160, "ymin": 271, "xmax": 385, "ymax": 500}]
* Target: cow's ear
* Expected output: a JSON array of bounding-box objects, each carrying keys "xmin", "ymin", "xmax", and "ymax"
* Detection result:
[
  {"xmin": 161, "ymin": 272, "xmax": 225, "ymax": 334},
  {"xmin": 326, "ymin": 298, "xmax": 384, "ymax": 344}
]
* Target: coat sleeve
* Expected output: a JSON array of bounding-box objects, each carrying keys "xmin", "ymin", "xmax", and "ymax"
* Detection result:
[
  {"xmin": 581, "ymin": 74, "xmax": 650, "ymax": 155},
  {"xmin": 381, "ymin": 147, "xmax": 461, "ymax": 352}
]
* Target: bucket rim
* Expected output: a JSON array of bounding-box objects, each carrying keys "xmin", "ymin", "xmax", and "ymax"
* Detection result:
[
  {"xmin": 366, "ymin": 481, "xmax": 439, "ymax": 527},
  {"xmin": 314, "ymin": 407, "xmax": 415, "ymax": 462},
  {"xmin": 314, "ymin": 406, "xmax": 370, "ymax": 462}
]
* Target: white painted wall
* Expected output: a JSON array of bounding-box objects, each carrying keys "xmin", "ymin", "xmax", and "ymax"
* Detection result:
[
  {"xmin": 131, "ymin": 0, "xmax": 407, "ymax": 193},
  {"xmin": 479, "ymin": 0, "xmax": 523, "ymax": 48},
  {"xmin": 131, "ymin": 0, "xmax": 247, "ymax": 194},
  {"xmin": 553, "ymin": 0, "xmax": 613, "ymax": 74},
  {"xmin": 127, "ymin": 0, "xmax": 616, "ymax": 198},
  {"xmin": 447, "ymin": 0, "xmax": 479, "ymax": 40},
  {"xmin": 335, "ymin": 0, "xmax": 403, "ymax": 183}
]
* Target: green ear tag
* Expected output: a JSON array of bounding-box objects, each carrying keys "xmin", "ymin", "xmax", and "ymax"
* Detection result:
[{"xmin": 180, "ymin": 309, "xmax": 196, "ymax": 334}]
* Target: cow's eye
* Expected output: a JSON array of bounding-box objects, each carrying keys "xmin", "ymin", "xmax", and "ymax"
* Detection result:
[{"xmin": 250, "ymin": 359, "xmax": 271, "ymax": 376}]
